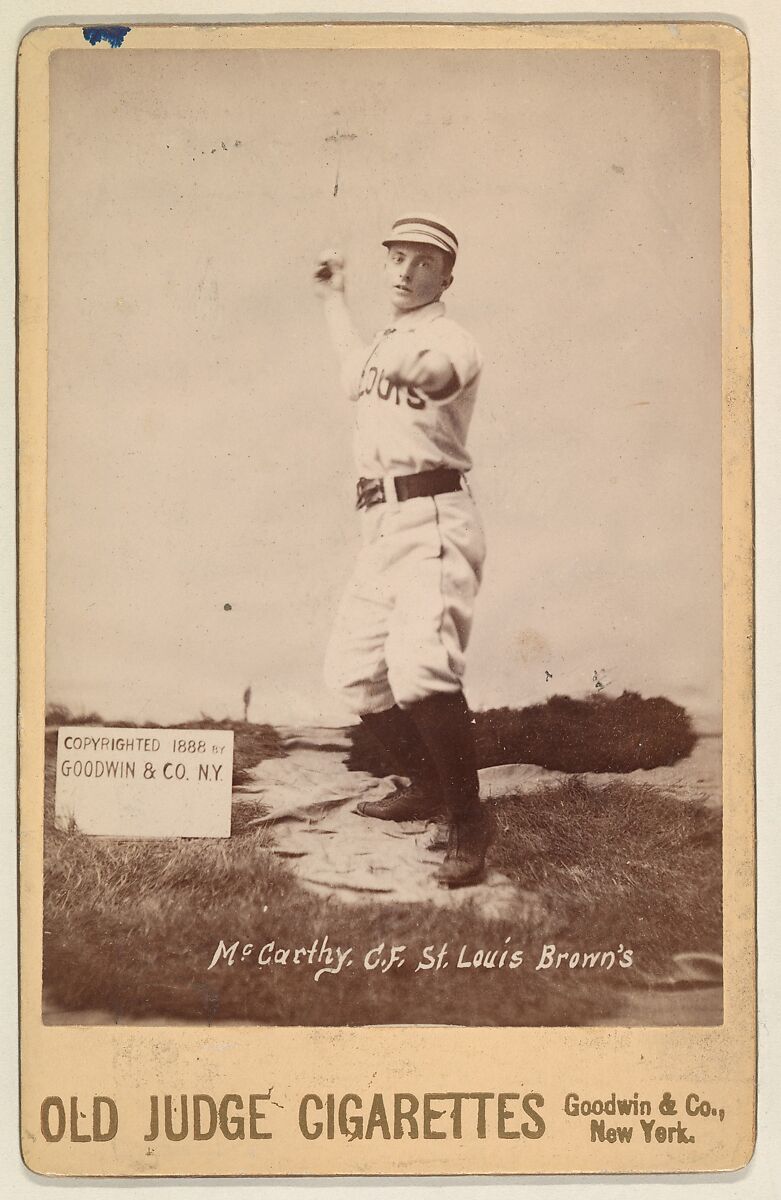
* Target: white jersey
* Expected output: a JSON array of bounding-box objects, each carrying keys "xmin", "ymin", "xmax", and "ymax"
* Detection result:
[{"xmin": 342, "ymin": 300, "xmax": 482, "ymax": 478}]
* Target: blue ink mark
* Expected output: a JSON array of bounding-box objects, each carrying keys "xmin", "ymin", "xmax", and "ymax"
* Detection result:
[{"xmin": 83, "ymin": 26, "xmax": 131, "ymax": 48}]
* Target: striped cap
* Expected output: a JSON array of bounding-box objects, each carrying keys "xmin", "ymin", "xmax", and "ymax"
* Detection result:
[{"xmin": 382, "ymin": 214, "xmax": 458, "ymax": 260}]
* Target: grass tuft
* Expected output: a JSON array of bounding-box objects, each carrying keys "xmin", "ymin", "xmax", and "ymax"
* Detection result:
[{"xmin": 486, "ymin": 776, "xmax": 721, "ymax": 970}]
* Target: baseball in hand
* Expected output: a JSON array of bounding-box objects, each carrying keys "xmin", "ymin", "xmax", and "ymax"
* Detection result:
[{"xmin": 314, "ymin": 249, "xmax": 346, "ymax": 292}]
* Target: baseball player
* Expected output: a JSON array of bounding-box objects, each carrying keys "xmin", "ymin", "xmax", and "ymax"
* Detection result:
[{"xmin": 314, "ymin": 214, "xmax": 490, "ymax": 888}]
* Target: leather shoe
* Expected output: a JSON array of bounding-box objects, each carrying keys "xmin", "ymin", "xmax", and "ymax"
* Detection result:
[
  {"xmin": 435, "ymin": 808, "xmax": 492, "ymax": 888},
  {"xmin": 356, "ymin": 784, "xmax": 438, "ymax": 821}
]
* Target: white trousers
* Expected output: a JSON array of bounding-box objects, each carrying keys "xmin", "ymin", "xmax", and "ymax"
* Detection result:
[{"xmin": 324, "ymin": 488, "xmax": 486, "ymax": 715}]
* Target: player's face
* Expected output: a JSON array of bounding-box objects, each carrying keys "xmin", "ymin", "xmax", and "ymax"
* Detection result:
[{"xmin": 384, "ymin": 243, "xmax": 452, "ymax": 313}]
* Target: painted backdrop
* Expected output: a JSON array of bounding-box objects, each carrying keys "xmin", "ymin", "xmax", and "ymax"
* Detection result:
[{"xmin": 46, "ymin": 47, "xmax": 721, "ymax": 728}]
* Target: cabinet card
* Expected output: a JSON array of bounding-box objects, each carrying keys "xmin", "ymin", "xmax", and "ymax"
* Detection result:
[{"xmin": 17, "ymin": 20, "xmax": 754, "ymax": 1177}]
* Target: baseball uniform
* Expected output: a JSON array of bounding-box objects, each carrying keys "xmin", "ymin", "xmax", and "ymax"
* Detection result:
[{"xmin": 324, "ymin": 298, "xmax": 486, "ymax": 715}]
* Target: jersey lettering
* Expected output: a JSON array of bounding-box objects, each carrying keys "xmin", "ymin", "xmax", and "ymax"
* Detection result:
[
  {"xmin": 359, "ymin": 360, "xmax": 428, "ymax": 411},
  {"xmin": 361, "ymin": 365, "xmax": 378, "ymax": 397},
  {"xmin": 376, "ymin": 371, "xmax": 395, "ymax": 402},
  {"xmin": 406, "ymin": 386, "xmax": 427, "ymax": 410}
]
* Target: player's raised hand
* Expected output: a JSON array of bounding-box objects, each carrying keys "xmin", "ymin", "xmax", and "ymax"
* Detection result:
[{"xmin": 313, "ymin": 249, "xmax": 346, "ymax": 297}]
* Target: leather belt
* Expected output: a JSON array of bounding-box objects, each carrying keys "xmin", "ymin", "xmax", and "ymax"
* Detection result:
[{"xmin": 356, "ymin": 467, "xmax": 463, "ymax": 511}]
